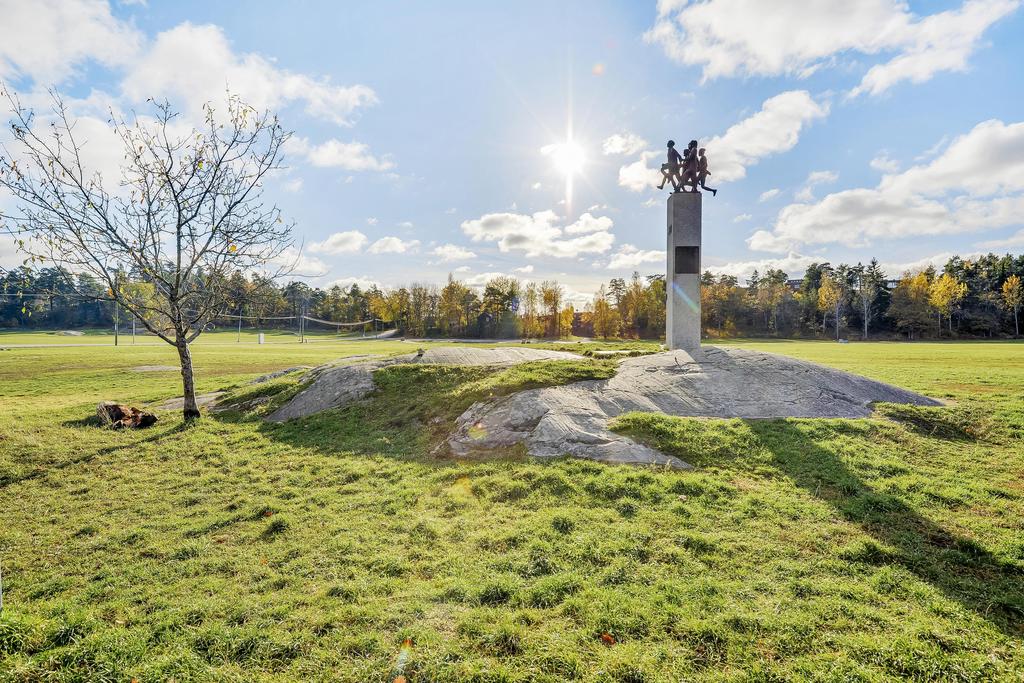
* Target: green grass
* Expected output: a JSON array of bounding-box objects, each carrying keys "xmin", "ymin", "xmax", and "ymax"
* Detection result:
[
  {"xmin": 0, "ymin": 339, "xmax": 1022, "ymax": 681},
  {"xmin": 0, "ymin": 328, "xmax": 385, "ymax": 346}
]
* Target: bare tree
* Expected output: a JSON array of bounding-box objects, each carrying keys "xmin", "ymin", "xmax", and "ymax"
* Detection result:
[
  {"xmin": 0, "ymin": 87, "xmax": 294, "ymax": 419},
  {"xmin": 855, "ymin": 260, "xmax": 884, "ymax": 340}
]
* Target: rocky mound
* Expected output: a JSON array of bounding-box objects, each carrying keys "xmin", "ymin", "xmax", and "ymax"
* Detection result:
[
  {"xmin": 266, "ymin": 346, "xmax": 583, "ymax": 422},
  {"xmin": 447, "ymin": 347, "xmax": 941, "ymax": 469}
]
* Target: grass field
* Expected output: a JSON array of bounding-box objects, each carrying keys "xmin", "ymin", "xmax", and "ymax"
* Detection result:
[
  {"xmin": 0, "ymin": 337, "xmax": 1022, "ymax": 681},
  {"xmin": 0, "ymin": 328, "xmax": 384, "ymax": 347}
]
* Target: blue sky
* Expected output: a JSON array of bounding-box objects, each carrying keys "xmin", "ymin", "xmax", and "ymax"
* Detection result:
[{"xmin": 2, "ymin": 0, "xmax": 1024, "ymax": 303}]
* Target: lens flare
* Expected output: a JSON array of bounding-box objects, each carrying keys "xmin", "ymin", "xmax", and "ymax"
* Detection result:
[
  {"xmin": 541, "ymin": 141, "xmax": 587, "ymax": 177},
  {"xmin": 672, "ymin": 280, "xmax": 701, "ymax": 314}
]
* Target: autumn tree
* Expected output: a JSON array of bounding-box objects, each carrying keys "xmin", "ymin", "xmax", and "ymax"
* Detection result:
[
  {"xmin": 540, "ymin": 280, "xmax": 562, "ymax": 337},
  {"xmin": 888, "ymin": 271, "xmax": 932, "ymax": 339},
  {"xmin": 817, "ymin": 272, "xmax": 844, "ymax": 340},
  {"xmin": 1002, "ymin": 274, "xmax": 1022, "ymax": 336},
  {"xmin": 439, "ymin": 274, "xmax": 471, "ymax": 336},
  {"xmin": 520, "ymin": 282, "xmax": 546, "ymax": 338},
  {"xmin": 370, "ymin": 288, "xmax": 411, "ymax": 332},
  {"xmin": 643, "ymin": 275, "xmax": 666, "ymax": 336},
  {"xmin": 929, "ymin": 273, "xmax": 967, "ymax": 335},
  {"xmin": 618, "ymin": 272, "xmax": 647, "ymax": 336},
  {"xmin": 702, "ymin": 272, "xmax": 741, "ymax": 336},
  {"xmin": 0, "ymin": 89, "xmax": 293, "ymax": 419},
  {"xmin": 592, "ymin": 285, "xmax": 620, "ymax": 338},
  {"xmin": 756, "ymin": 268, "xmax": 790, "ymax": 333},
  {"xmin": 559, "ymin": 305, "xmax": 575, "ymax": 337},
  {"xmin": 482, "ymin": 275, "xmax": 520, "ymax": 337}
]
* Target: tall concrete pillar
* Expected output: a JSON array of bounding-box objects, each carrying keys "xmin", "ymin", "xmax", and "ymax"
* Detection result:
[{"xmin": 666, "ymin": 192, "xmax": 701, "ymax": 350}]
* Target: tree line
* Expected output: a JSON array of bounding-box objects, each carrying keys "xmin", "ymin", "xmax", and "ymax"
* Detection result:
[
  {"xmin": 3, "ymin": 251, "xmax": 1023, "ymax": 339},
  {"xmin": 695, "ymin": 253, "xmax": 1022, "ymax": 340}
]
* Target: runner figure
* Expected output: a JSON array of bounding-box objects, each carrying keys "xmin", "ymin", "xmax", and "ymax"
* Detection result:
[
  {"xmin": 697, "ymin": 148, "xmax": 717, "ymax": 196},
  {"xmin": 657, "ymin": 140, "xmax": 683, "ymax": 191}
]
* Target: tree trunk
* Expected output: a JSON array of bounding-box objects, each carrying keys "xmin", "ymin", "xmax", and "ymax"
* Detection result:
[{"xmin": 176, "ymin": 338, "xmax": 201, "ymax": 420}]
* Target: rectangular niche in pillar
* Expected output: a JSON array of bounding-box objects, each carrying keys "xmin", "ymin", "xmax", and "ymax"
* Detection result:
[{"xmin": 674, "ymin": 246, "xmax": 700, "ymax": 274}]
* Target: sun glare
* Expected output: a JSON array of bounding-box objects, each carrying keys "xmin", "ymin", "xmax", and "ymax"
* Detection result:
[{"xmin": 547, "ymin": 141, "xmax": 586, "ymax": 176}]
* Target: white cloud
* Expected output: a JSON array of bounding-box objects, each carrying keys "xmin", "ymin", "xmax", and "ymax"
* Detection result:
[
  {"xmin": 870, "ymin": 153, "xmax": 900, "ymax": 173},
  {"xmin": 461, "ymin": 209, "xmax": 615, "ymax": 258},
  {"xmin": 463, "ymin": 271, "xmax": 513, "ymax": 288},
  {"xmin": 618, "ymin": 151, "xmax": 661, "ymax": 192},
  {"xmin": 325, "ymin": 275, "xmax": 379, "ymax": 291},
  {"xmin": 758, "ymin": 188, "xmax": 780, "ymax": 202},
  {"xmin": 708, "ymin": 252, "xmax": 820, "ymax": 283},
  {"xmin": 607, "ymin": 244, "xmax": 663, "ymax": 270},
  {"xmin": 0, "ymin": 234, "xmax": 22, "ymax": 269},
  {"xmin": 398, "ymin": 221, "xmax": 414, "ymax": 229},
  {"xmin": 704, "ymin": 91, "xmax": 829, "ymax": 183},
  {"xmin": 751, "ymin": 119, "xmax": 1024, "ymax": 251},
  {"xmin": 733, "ymin": 213, "xmax": 752, "ymax": 223},
  {"xmin": 308, "ymin": 230, "xmax": 368, "ymax": 255},
  {"xmin": 794, "ymin": 169, "xmax": 839, "ymax": 201},
  {"xmin": 880, "ymin": 252, "xmax": 958, "ymax": 276},
  {"xmin": 514, "ymin": 265, "xmax": 534, "ymax": 273},
  {"xmin": 444, "ymin": 207, "xmax": 458, "ymax": 215},
  {"xmin": 880, "ymin": 119, "xmax": 1024, "ymax": 198},
  {"xmin": 270, "ymin": 246, "xmax": 327, "ymax": 276},
  {"xmin": 747, "ymin": 229, "xmax": 799, "ymax": 253},
  {"xmin": 976, "ymin": 228, "xmax": 1024, "ymax": 249},
  {"xmin": 283, "ymin": 178, "xmax": 303, "ymax": 193},
  {"xmin": 806, "ymin": 170, "xmax": 840, "ymax": 185},
  {"xmin": 431, "ymin": 244, "xmax": 477, "ymax": 261},
  {"xmin": 367, "ymin": 236, "xmax": 419, "ymax": 254},
  {"xmin": 0, "ymin": 0, "xmax": 143, "ymax": 84},
  {"xmin": 285, "ymin": 136, "xmax": 393, "ymax": 172},
  {"xmin": 619, "ymin": 91, "xmax": 827, "ymax": 192},
  {"xmin": 851, "ymin": 0, "xmax": 1020, "ymax": 97},
  {"xmin": 565, "ymin": 212, "xmax": 613, "ymax": 234},
  {"xmin": 645, "ymin": 0, "xmax": 1019, "ymax": 97},
  {"xmin": 366, "ymin": 217, "xmax": 379, "ymax": 225},
  {"xmin": 915, "ymin": 135, "xmax": 949, "ymax": 161},
  {"xmin": 453, "ymin": 265, "xmax": 471, "ymax": 273},
  {"xmin": 121, "ymin": 22, "xmax": 378, "ymax": 125},
  {"xmin": 602, "ymin": 132, "xmax": 648, "ymax": 155}
]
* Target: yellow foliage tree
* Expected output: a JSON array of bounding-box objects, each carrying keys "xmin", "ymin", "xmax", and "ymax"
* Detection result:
[
  {"xmin": 888, "ymin": 271, "xmax": 932, "ymax": 339},
  {"xmin": 1002, "ymin": 274, "xmax": 1022, "ymax": 336},
  {"xmin": 439, "ymin": 274, "xmax": 471, "ymax": 336},
  {"xmin": 559, "ymin": 306, "xmax": 575, "ymax": 338},
  {"xmin": 592, "ymin": 285, "xmax": 621, "ymax": 339},
  {"xmin": 929, "ymin": 273, "xmax": 967, "ymax": 335},
  {"xmin": 817, "ymin": 273, "xmax": 843, "ymax": 340}
]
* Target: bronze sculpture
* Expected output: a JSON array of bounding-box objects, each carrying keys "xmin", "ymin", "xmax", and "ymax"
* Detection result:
[
  {"xmin": 658, "ymin": 139, "xmax": 716, "ymax": 195},
  {"xmin": 697, "ymin": 148, "xmax": 717, "ymax": 196},
  {"xmin": 657, "ymin": 140, "xmax": 683, "ymax": 191}
]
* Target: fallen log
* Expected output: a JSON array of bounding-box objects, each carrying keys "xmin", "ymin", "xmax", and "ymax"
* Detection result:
[{"xmin": 96, "ymin": 401, "xmax": 158, "ymax": 429}]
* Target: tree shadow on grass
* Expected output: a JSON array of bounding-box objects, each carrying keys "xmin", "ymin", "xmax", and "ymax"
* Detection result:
[
  {"xmin": 746, "ymin": 419, "xmax": 1023, "ymax": 637},
  {"xmin": 1, "ymin": 421, "xmax": 191, "ymax": 490}
]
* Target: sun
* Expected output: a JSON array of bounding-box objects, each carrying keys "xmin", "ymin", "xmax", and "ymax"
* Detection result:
[{"xmin": 546, "ymin": 141, "xmax": 586, "ymax": 177}]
